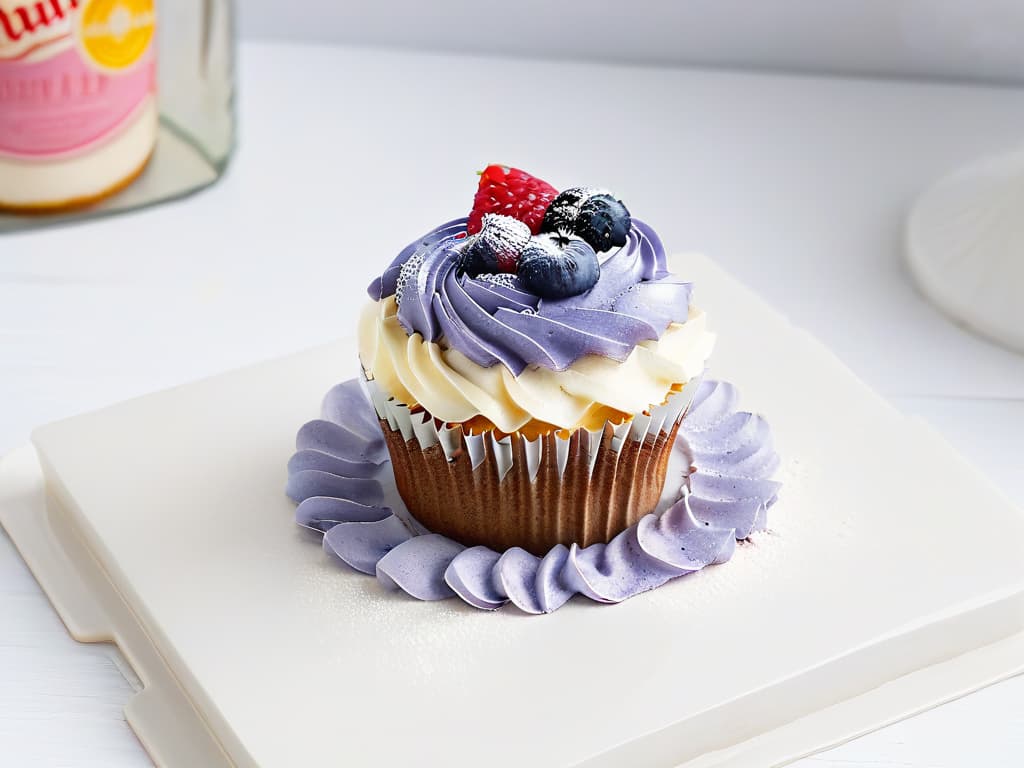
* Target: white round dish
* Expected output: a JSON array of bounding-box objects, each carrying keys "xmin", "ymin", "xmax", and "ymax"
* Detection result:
[{"xmin": 906, "ymin": 148, "xmax": 1024, "ymax": 355}]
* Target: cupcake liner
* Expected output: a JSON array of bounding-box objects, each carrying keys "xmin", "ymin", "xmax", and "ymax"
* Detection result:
[
  {"xmin": 362, "ymin": 376, "xmax": 701, "ymax": 477},
  {"xmin": 362, "ymin": 374, "xmax": 703, "ymax": 555}
]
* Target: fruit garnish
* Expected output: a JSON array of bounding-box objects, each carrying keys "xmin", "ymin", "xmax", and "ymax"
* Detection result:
[
  {"xmin": 537, "ymin": 187, "xmax": 599, "ymax": 234},
  {"xmin": 540, "ymin": 187, "xmax": 631, "ymax": 252},
  {"xmin": 459, "ymin": 214, "xmax": 531, "ymax": 277},
  {"xmin": 467, "ymin": 164, "xmax": 558, "ymax": 236},
  {"xmin": 517, "ymin": 233, "xmax": 600, "ymax": 300}
]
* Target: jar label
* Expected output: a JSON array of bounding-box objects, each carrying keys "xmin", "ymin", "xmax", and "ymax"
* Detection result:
[{"xmin": 0, "ymin": 0, "xmax": 155, "ymax": 159}]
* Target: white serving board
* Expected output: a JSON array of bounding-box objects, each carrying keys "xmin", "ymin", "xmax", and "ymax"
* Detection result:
[{"xmin": 2, "ymin": 254, "xmax": 1023, "ymax": 768}]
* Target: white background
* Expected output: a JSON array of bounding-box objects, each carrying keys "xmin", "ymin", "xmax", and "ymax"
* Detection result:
[
  {"xmin": 239, "ymin": 0, "xmax": 1024, "ymax": 83},
  {"xmin": 3, "ymin": 4, "xmax": 1024, "ymax": 766}
]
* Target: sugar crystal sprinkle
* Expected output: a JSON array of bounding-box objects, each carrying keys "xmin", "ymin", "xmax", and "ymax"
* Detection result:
[
  {"xmin": 476, "ymin": 273, "xmax": 519, "ymax": 290},
  {"xmin": 395, "ymin": 252, "xmax": 425, "ymax": 308}
]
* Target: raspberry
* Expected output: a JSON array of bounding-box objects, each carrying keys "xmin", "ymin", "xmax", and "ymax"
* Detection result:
[{"xmin": 467, "ymin": 165, "xmax": 558, "ymax": 236}]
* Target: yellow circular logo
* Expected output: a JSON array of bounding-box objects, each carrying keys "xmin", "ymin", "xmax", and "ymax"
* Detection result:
[{"xmin": 78, "ymin": 0, "xmax": 155, "ymax": 72}]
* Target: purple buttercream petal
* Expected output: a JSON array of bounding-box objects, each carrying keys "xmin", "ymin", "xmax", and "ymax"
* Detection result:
[
  {"xmin": 287, "ymin": 449, "xmax": 382, "ymax": 479},
  {"xmin": 636, "ymin": 501, "xmax": 736, "ymax": 570},
  {"xmin": 296, "ymin": 496, "xmax": 392, "ymax": 532},
  {"xmin": 752, "ymin": 502, "xmax": 769, "ymax": 533},
  {"xmin": 296, "ymin": 419, "xmax": 387, "ymax": 465},
  {"xmin": 677, "ymin": 383, "xmax": 783, "ymax": 541},
  {"xmin": 687, "ymin": 412, "xmax": 764, "ymax": 454},
  {"xmin": 430, "ymin": 291, "xmax": 504, "ymax": 369},
  {"xmin": 320, "ymin": 380, "xmax": 383, "ymax": 443},
  {"xmin": 609, "ymin": 279, "xmax": 691, "ymax": 333},
  {"xmin": 323, "ymin": 515, "xmax": 412, "ymax": 575},
  {"xmin": 461, "ymin": 278, "xmax": 536, "ymax": 314},
  {"xmin": 727, "ymin": 447, "xmax": 781, "ymax": 480},
  {"xmin": 367, "ymin": 275, "xmax": 385, "ymax": 301},
  {"xmin": 539, "ymin": 307, "xmax": 662, "ymax": 348},
  {"xmin": 564, "ymin": 527, "xmax": 683, "ymax": 603},
  {"xmin": 495, "ymin": 309, "xmax": 634, "ymax": 369},
  {"xmin": 396, "ymin": 249, "xmax": 444, "ymax": 343},
  {"xmin": 603, "ymin": 284, "xmax": 670, "ymax": 330},
  {"xmin": 632, "ymin": 219, "xmax": 670, "ymax": 279},
  {"xmin": 495, "ymin": 548, "xmax": 546, "ymax": 614},
  {"xmin": 687, "ymin": 496, "xmax": 764, "ymax": 539},
  {"xmin": 683, "ymin": 378, "xmax": 713, "ymax": 416},
  {"xmin": 444, "ymin": 270, "xmax": 560, "ymax": 371},
  {"xmin": 372, "ymin": 218, "xmax": 466, "ymax": 300},
  {"xmin": 375, "ymin": 265, "xmax": 403, "ymax": 300},
  {"xmin": 371, "ymin": 216, "xmax": 688, "ymax": 373},
  {"xmin": 376, "ymin": 534, "xmax": 464, "ymax": 601},
  {"xmin": 393, "ymin": 222, "xmax": 472, "ymax": 342},
  {"xmin": 690, "ymin": 423, "xmax": 777, "ymax": 476},
  {"xmin": 689, "ymin": 471, "xmax": 782, "ymax": 503},
  {"xmin": 684, "ymin": 380, "xmax": 740, "ymax": 431},
  {"xmin": 469, "ymin": 277, "xmax": 536, "ymax": 305},
  {"xmin": 632, "ymin": 279, "xmax": 692, "ymax": 316},
  {"xmin": 712, "ymin": 535, "xmax": 737, "ymax": 564},
  {"xmin": 286, "ymin": 470, "xmax": 384, "ymax": 506},
  {"xmin": 445, "ymin": 546, "xmax": 507, "ymax": 610},
  {"xmin": 535, "ymin": 544, "xmax": 575, "ymax": 613}
]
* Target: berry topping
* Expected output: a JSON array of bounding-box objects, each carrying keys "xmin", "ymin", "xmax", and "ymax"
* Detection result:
[
  {"xmin": 575, "ymin": 194, "xmax": 632, "ymax": 251},
  {"xmin": 459, "ymin": 214, "xmax": 531, "ymax": 277},
  {"xmin": 467, "ymin": 164, "xmax": 558, "ymax": 236},
  {"xmin": 518, "ymin": 233, "xmax": 601, "ymax": 300},
  {"xmin": 538, "ymin": 187, "xmax": 600, "ymax": 234},
  {"xmin": 540, "ymin": 187, "xmax": 632, "ymax": 252}
]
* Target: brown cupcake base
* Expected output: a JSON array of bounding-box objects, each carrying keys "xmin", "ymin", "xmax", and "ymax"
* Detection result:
[{"xmin": 382, "ymin": 418, "xmax": 681, "ymax": 556}]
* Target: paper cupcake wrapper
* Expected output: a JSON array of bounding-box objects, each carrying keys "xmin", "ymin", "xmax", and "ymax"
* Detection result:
[
  {"xmin": 362, "ymin": 374, "xmax": 704, "ymax": 482},
  {"xmin": 362, "ymin": 374, "xmax": 704, "ymax": 554}
]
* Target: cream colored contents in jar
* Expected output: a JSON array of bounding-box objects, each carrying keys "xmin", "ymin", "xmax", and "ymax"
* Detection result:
[{"xmin": 0, "ymin": 0, "xmax": 158, "ymax": 211}]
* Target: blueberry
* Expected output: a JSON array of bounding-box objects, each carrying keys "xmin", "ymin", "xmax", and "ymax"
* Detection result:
[
  {"xmin": 518, "ymin": 234, "xmax": 601, "ymax": 300},
  {"xmin": 459, "ymin": 214, "xmax": 531, "ymax": 277},
  {"xmin": 575, "ymin": 194, "xmax": 631, "ymax": 251},
  {"xmin": 540, "ymin": 188, "xmax": 631, "ymax": 253}
]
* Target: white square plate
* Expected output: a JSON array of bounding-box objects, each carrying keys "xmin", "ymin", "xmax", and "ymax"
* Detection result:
[{"xmin": 3, "ymin": 254, "xmax": 1023, "ymax": 767}]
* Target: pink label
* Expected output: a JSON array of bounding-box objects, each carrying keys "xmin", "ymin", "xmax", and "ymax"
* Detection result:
[{"xmin": 0, "ymin": 38, "xmax": 154, "ymax": 159}]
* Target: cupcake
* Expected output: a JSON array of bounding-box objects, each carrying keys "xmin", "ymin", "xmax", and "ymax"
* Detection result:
[{"xmin": 359, "ymin": 165, "xmax": 715, "ymax": 556}]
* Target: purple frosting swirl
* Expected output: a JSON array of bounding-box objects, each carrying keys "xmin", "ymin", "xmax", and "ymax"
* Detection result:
[
  {"xmin": 286, "ymin": 378, "xmax": 780, "ymax": 615},
  {"xmin": 367, "ymin": 218, "xmax": 692, "ymax": 375}
]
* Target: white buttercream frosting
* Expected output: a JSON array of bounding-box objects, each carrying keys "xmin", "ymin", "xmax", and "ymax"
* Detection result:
[{"xmin": 359, "ymin": 296, "xmax": 715, "ymax": 433}]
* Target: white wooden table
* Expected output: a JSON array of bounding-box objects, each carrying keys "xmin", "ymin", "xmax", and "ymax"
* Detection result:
[{"xmin": 1, "ymin": 41, "xmax": 1023, "ymax": 767}]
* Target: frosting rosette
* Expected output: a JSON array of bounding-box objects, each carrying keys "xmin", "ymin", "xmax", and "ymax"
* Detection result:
[
  {"xmin": 360, "ymin": 218, "xmax": 716, "ymax": 434},
  {"xmin": 367, "ymin": 218, "xmax": 693, "ymax": 376}
]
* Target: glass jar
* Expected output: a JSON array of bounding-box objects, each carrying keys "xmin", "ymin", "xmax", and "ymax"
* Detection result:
[{"xmin": 0, "ymin": 0, "xmax": 234, "ymax": 231}]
